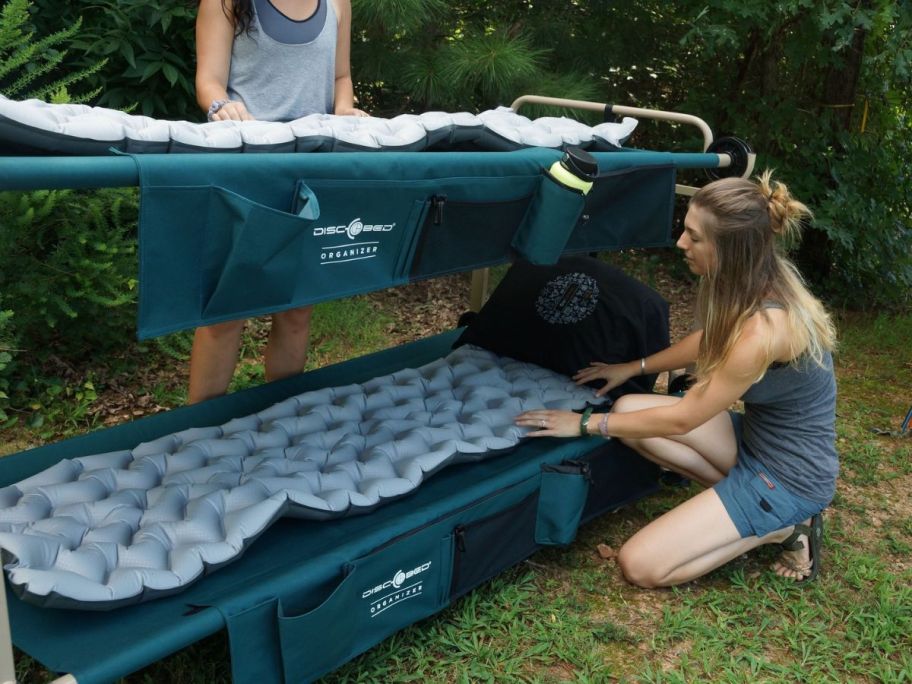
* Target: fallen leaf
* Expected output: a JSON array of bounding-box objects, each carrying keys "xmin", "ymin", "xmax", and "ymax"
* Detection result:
[{"xmin": 597, "ymin": 543, "xmax": 617, "ymax": 559}]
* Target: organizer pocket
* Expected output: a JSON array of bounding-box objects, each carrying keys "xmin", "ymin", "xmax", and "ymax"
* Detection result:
[
  {"xmin": 201, "ymin": 186, "xmax": 315, "ymax": 319},
  {"xmin": 292, "ymin": 178, "xmax": 434, "ymax": 298},
  {"xmin": 276, "ymin": 533, "xmax": 453, "ymax": 684},
  {"xmin": 512, "ymin": 172, "xmax": 586, "ymax": 264},
  {"xmin": 450, "ymin": 493, "xmax": 539, "ymax": 599},
  {"xmin": 409, "ymin": 176, "xmax": 537, "ymax": 280},
  {"xmin": 535, "ymin": 460, "xmax": 592, "ymax": 546},
  {"xmin": 564, "ymin": 163, "xmax": 676, "ymax": 253}
]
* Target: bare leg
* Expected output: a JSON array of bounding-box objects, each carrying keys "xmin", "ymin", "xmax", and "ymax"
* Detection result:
[
  {"xmin": 188, "ymin": 319, "xmax": 246, "ymax": 404},
  {"xmin": 612, "ymin": 394, "xmax": 738, "ymax": 487},
  {"xmin": 618, "ymin": 487, "xmax": 797, "ymax": 587},
  {"xmin": 265, "ymin": 306, "xmax": 313, "ymax": 382}
]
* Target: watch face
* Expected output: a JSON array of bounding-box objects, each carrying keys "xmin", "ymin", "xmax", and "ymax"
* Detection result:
[{"xmin": 535, "ymin": 272, "xmax": 599, "ymax": 325}]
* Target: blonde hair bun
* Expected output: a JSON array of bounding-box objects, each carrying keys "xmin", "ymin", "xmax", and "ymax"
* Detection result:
[{"xmin": 758, "ymin": 169, "xmax": 812, "ymax": 242}]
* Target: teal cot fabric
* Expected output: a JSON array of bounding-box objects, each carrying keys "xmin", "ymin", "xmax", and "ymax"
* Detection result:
[
  {"xmin": 134, "ymin": 149, "xmax": 676, "ymax": 339},
  {"xmin": 1, "ymin": 331, "xmax": 617, "ymax": 684}
]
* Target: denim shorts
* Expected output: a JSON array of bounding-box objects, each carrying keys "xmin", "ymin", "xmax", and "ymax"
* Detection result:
[{"xmin": 714, "ymin": 413, "xmax": 826, "ymax": 539}]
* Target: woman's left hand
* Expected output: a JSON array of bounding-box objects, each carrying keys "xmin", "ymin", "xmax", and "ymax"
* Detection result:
[
  {"xmin": 336, "ymin": 107, "xmax": 369, "ymax": 117},
  {"xmin": 515, "ymin": 409, "xmax": 584, "ymax": 438}
]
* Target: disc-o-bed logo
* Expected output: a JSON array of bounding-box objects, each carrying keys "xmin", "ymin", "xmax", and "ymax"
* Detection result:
[
  {"xmin": 361, "ymin": 561, "xmax": 432, "ymax": 618},
  {"xmin": 314, "ymin": 217, "xmax": 395, "ymax": 265}
]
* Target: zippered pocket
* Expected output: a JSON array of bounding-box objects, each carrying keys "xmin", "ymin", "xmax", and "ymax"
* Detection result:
[
  {"xmin": 410, "ymin": 181, "xmax": 536, "ymax": 280},
  {"xmin": 449, "ymin": 493, "xmax": 540, "ymax": 600}
]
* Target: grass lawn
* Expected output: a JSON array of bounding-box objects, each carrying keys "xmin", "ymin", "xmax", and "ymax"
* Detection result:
[{"xmin": 4, "ymin": 266, "xmax": 910, "ymax": 683}]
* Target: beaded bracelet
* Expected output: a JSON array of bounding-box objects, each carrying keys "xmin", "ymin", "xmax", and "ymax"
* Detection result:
[
  {"xmin": 579, "ymin": 407, "xmax": 594, "ymax": 436},
  {"xmin": 598, "ymin": 412, "xmax": 610, "ymax": 438},
  {"xmin": 207, "ymin": 99, "xmax": 231, "ymax": 121},
  {"xmin": 640, "ymin": 357, "xmax": 647, "ymax": 375}
]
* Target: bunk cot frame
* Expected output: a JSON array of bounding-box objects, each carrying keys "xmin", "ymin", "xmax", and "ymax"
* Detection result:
[{"xmin": 0, "ymin": 97, "xmax": 753, "ymax": 684}]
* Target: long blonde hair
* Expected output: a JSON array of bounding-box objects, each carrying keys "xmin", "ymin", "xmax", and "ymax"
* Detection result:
[{"xmin": 690, "ymin": 171, "xmax": 836, "ymax": 384}]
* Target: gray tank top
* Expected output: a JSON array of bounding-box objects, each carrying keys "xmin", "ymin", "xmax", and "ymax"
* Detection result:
[
  {"xmin": 227, "ymin": 0, "xmax": 337, "ymax": 120},
  {"xmin": 740, "ymin": 305, "xmax": 838, "ymax": 503}
]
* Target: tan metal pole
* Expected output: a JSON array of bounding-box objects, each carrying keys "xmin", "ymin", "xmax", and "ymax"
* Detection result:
[
  {"xmin": 0, "ymin": 579, "xmax": 16, "ymax": 684},
  {"xmin": 510, "ymin": 95, "xmax": 716, "ymax": 151}
]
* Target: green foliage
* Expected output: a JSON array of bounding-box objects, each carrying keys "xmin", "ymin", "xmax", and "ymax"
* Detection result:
[
  {"xmin": 0, "ymin": 0, "xmax": 122, "ymax": 428},
  {"xmin": 813, "ymin": 129, "xmax": 912, "ymax": 304},
  {"xmin": 0, "ymin": 188, "xmax": 139, "ymax": 428},
  {"xmin": 668, "ymin": 0, "xmax": 911, "ymax": 307},
  {"xmin": 0, "ymin": 0, "xmax": 103, "ymax": 102},
  {"xmin": 29, "ymin": 0, "xmax": 198, "ymax": 118},
  {"xmin": 366, "ymin": 1, "xmax": 909, "ymax": 305},
  {"xmin": 352, "ymin": 0, "xmax": 590, "ymax": 113},
  {"xmin": 0, "ymin": 299, "xmax": 15, "ymax": 426}
]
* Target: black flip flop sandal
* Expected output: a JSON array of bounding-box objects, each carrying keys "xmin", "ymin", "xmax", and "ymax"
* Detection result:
[{"xmin": 778, "ymin": 513, "xmax": 823, "ymax": 582}]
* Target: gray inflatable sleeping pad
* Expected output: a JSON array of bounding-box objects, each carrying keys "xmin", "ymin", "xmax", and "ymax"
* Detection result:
[{"xmin": 0, "ymin": 346, "xmax": 603, "ymax": 609}]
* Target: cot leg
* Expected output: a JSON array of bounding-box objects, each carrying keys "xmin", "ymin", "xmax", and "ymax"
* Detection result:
[
  {"xmin": 0, "ymin": 580, "xmax": 15, "ymax": 684},
  {"xmin": 470, "ymin": 268, "xmax": 490, "ymax": 311},
  {"xmin": 675, "ymin": 184, "xmax": 698, "ymax": 197}
]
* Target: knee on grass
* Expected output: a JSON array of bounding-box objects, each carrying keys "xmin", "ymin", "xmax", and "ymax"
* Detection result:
[{"xmin": 617, "ymin": 543, "xmax": 665, "ymax": 589}]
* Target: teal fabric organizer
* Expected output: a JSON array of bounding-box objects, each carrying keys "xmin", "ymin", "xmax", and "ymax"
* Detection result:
[{"xmin": 133, "ymin": 148, "xmax": 676, "ymax": 338}]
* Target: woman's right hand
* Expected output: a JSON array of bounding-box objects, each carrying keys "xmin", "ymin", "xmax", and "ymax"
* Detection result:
[
  {"xmin": 210, "ymin": 100, "xmax": 254, "ymax": 122},
  {"xmin": 573, "ymin": 360, "xmax": 638, "ymax": 397}
]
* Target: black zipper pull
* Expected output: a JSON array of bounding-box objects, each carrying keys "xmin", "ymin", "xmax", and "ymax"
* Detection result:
[
  {"xmin": 432, "ymin": 194, "xmax": 447, "ymax": 226},
  {"xmin": 454, "ymin": 524, "xmax": 466, "ymax": 552},
  {"xmin": 566, "ymin": 459, "xmax": 593, "ymax": 483}
]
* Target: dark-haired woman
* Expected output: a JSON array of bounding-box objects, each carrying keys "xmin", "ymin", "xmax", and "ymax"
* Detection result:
[
  {"xmin": 516, "ymin": 171, "xmax": 837, "ymax": 586},
  {"xmin": 189, "ymin": 0, "xmax": 365, "ymax": 403}
]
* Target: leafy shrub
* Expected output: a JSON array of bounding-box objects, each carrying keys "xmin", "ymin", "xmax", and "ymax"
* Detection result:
[
  {"xmin": 0, "ymin": 0, "xmax": 103, "ymax": 101},
  {"xmin": 0, "ymin": 0, "xmax": 119, "ymax": 428},
  {"xmin": 0, "ymin": 188, "xmax": 139, "ymax": 347},
  {"xmin": 29, "ymin": 0, "xmax": 198, "ymax": 119},
  {"xmin": 811, "ymin": 129, "xmax": 912, "ymax": 307},
  {"xmin": 0, "ymin": 299, "xmax": 15, "ymax": 426},
  {"xmin": 0, "ymin": 187, "xmax": 140, "ymax": 429}
]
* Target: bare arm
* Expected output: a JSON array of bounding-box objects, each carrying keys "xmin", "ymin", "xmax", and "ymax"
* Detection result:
[
  {"xmin": 600, "ymin": 334, "xmax": 763, "ymax": 438},
  {"xmin": 195, "ymin": 0, "xmax": 253, "ymax": 120},
  {"xmin": 331, "ymin": 0, "xmax": 366, "ymax": 116},
  {"xmin": 574, "ymin": 329, "xmax": 703, "ymax": 397},
  {"xmin": 519, "ymin": 319, "xmax": 772, "ymax": 439}
]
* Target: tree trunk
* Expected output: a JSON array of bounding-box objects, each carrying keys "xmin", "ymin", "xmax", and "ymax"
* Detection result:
[{"xmin": 820, "ymin": 20, "xmax": 868, "ymax": 131}]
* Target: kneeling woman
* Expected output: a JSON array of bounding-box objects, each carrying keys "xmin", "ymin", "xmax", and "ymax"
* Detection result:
[{"xmin": 516, "ymin": 172, "xmax": 837, "ymax": 586}]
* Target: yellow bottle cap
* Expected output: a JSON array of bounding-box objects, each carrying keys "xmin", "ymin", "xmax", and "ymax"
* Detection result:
[{"xmin": 549, "ymin": 161, "xmax": 594, "ymax": 195}]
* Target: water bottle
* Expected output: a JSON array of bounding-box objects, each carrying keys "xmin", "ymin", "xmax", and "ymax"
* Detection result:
[{"xmin": 548, "ymin": 147, "xmax": 598, "ymax": 195}]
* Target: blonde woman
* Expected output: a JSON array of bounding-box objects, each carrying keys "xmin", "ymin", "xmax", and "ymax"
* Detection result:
[{"xmin": 516, "ymin": 172, "xmax": 837, "ymax": 586}]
